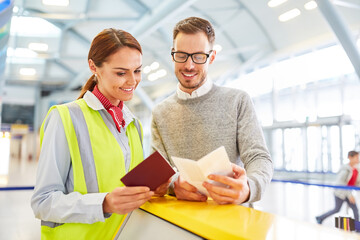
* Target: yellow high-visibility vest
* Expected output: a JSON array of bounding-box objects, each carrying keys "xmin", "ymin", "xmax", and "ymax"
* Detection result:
[{"xmin": 39, "ymin": 98, "xmax": 143, "ymax": 240}]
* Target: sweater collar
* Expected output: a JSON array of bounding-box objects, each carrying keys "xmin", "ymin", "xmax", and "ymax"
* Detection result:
[{"xmin": 176, "ymin": 78, "xmax": 213, "ymax": 100}]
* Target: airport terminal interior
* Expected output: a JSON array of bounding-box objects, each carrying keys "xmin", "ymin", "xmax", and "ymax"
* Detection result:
[{"xmin": 1, "ymin": 0, "xmax": 360, "ymax": 239}]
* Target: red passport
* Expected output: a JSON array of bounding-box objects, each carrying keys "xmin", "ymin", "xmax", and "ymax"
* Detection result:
[{"xmin": 121, "ymin": 151, "xmax": 175, "ymax": 191}]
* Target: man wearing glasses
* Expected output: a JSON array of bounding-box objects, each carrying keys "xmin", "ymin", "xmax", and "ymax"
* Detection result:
[{"xmin": 151, "ymin": 17, "xmax": 273, "ymax": 205}]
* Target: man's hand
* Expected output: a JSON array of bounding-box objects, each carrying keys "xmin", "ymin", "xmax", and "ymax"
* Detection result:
[
  {"xmin": 349, "ymin": 195, "xmax": 356, "ymax": 204},
  {"xmin": 103, "ymin": 186, "xmax": 154, "ymax": 215},
  {"xmin": 202, "ymin": 163, "xmax": 250, "ymax": 205},
  {"xmin": 153, "ymin": 178, "xmax": 172, "ymax": 197},
  {"xmin": 174, "ymin": 176, "xmax": 207, "ymax": 202}
]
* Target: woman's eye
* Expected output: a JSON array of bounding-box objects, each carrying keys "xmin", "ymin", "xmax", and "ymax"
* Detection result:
[
  {"xmin": 135, "ymin": 69, "xmax": 141, "ymax": 74},
  {"xmin": 117, "ymin": 72, "xmax": 126, "ymax": 76}
]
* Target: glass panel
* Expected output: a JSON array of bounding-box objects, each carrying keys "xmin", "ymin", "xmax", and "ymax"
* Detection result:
[
  {"xmin": 10, "ymin": 16, "xmax": 61, "ymax": 37},
  {"xmin": 271, "ymin": 129, "xmax": 284, "ymax": 169},
  {"xmin": 342, "ymin": 124, "xmax": 356, "ymax": 164},
  {"xmin": 343, "ymin": 83, "xmax": 360, "ymax": 120},
  {"xmin": 284, "ymin": 128, "xmax": 304, "ymax": 171},
  {"xmin": 329, "ymin": 126, "xmax": 340, "ymax": 172},
  {"xmin": 321, "ymin": 126, "xmax": 329, "ymax": 172},
  {"xmin": 276, "ymin": 94, "xmax": 294, "ymax": 122},
  {"xmin": 317, "ymin": 87, "xmax": 342, "ymax": 117},
  {"xmin": 253, "ymin": 96, "xmax": 273, "ymax": 126},
  {"xmin": 307, "ymin": 126, "xmax": 321, "ymax": 172}
]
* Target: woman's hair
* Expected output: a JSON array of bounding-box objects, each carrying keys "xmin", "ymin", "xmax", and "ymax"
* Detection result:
[
  {"xmin": 173, "ymin": 17, "xmax": 215, "ymax": 46},
  {"xmin": 78, "ymin": 28, "xmax": 142, "ymax": 99}
]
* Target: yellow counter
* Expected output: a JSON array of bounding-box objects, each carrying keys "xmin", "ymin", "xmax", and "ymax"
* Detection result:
[{"xmin": 135, "ymin": 196, "xmax": 360, "ymax": 240}]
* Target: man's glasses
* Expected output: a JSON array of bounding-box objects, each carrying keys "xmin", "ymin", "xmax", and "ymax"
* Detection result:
[{"xmin": 171, "ymin": 51, "xmax": 213, "ymax": 64}]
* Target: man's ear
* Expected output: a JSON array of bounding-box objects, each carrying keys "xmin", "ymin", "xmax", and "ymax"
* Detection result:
[
  {"xmin": 88, "ymin": 59, "xmax": 97, "ymax": 74},
  {"xmin": 171, "ymin": 47, "xmax": 175, "ymax": 62},
  {"xmin": 209, "ymin": 50, "xmax": 216, "ymax": 64}
]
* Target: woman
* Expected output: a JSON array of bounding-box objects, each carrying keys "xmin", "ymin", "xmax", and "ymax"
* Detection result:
[{"xmin": 31, "ymin": 28, "xmax": 169, "ymax": 239}]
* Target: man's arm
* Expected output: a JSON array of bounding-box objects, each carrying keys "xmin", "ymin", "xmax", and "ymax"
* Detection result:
[
  {"xmin": 151, "ymin": 112, "xmax": 206, "ymax": 201},
  {"xmin": 236, "ymin": 93, "xmax": 273, "ymax": 203}
]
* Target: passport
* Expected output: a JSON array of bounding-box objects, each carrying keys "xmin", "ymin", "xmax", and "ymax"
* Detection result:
[{"xmin": 121, "ymin": 151, "xmax": 175, "ymax": 191}]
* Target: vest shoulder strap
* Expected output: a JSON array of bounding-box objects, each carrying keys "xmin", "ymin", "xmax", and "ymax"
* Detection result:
[{"xmin": 133, "ymin": 119, "xmax": 143, "ymax": 146}]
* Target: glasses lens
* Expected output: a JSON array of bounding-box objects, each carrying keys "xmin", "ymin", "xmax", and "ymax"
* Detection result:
[
  {"xmin": 173, "ymin": 52, "xmax": 188, "ymax": 63},
  {"xmin": 192, "ymin": 53, "xmax": 207, "ymax": 64}
]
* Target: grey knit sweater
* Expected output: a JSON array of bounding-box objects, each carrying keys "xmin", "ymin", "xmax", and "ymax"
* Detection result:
[{"xmin": 151, "ymin": 85, "xmax": 273, "ymax": 203}]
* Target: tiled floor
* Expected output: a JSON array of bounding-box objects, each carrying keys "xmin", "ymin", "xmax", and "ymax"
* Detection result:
[{"xmin": 1, "ymin": 157, "xmax": 358, "ymax": 239}]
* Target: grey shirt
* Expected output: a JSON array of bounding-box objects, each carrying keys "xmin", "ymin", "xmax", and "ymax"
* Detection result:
[
  {"xmin": 151, "ymin": 84, "xmax": 273, "ymax": 203},
  {"xmin": 31, "ymin": 91, "xmax": 136, "ymax": 224}
]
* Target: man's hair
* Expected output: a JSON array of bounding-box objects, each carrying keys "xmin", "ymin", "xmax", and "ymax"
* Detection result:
[
  {"xmin": 348, "ymin": 150, "xmax": 359, "ymax": 158},
  {"xmin": 173, "ymin": 17, "xmax": 215, "ymax": 46}
]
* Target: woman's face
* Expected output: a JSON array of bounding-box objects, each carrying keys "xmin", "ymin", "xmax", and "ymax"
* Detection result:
[{"xmin": 90, "ymin": 47, "xmax": 142, "ymax": 106}]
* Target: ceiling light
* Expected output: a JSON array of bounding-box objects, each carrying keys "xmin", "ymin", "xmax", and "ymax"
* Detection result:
[
  {"xmin": 143, "ymin": 66, "xmax": 151, "ymax": 74},
  {"xmin": 12, "ymin": 6, "xmax": 19, "ymax": 13},
  {"xmin": 19, "ymin": 68, "xmax": 36, "ymax": 76},
  {"xmin": 148, "ymin": 73, "xmax": 158, "ymax": 81},
  {"xmin": 42, "ymin": 0, "xmax": 69, "ymax": 7},
  {"xmin": 268, "ymin": 0, "xmax": 288, "ymax": 8},
  {"xmin": 156, "ymin": 69, "xmax": 167, "ymax": 78},
  {"xmin": 213, "ymin": 44, "xmax": 222, "ymax": 53},
  {"xmin": 7, "ymin": 48, "xmax": 38, "ymax": 58},
  {"xmin": 28, "ymin": 43, "xmax": 49, "ymax": 52},
  {"xmin": 278, "ymin": 8, "xmax": 301, "ymax": 22},
  {"xmin": 304, "ymin": 1, "xmax": 317, "ymax": 10},
  {"xmin": 150, "ymin": 62, "xmax": 159, "ymax": 70}
]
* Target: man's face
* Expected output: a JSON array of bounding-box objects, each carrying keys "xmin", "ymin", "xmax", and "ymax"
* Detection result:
[
  {"xmin": 350, "ymin": 154, "xmax": 360, "ymax": 166},
  {"xmin": 172, "ymin": 32, "xmax": 215, "ymax": 94}
]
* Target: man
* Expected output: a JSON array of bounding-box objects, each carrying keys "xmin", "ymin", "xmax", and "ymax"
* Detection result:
[
  {"xmin": 151, "ymin": 17, "xmax": 273, "ymax": 205},
  {"xmin": 316, "ymin": 151, "xmax": 360, "ymax": 224}
]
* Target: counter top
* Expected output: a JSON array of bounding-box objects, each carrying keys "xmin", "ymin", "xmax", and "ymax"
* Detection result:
[{"xmin": 140, "ymin": 196, "xmax": 360, "ymax": 240}]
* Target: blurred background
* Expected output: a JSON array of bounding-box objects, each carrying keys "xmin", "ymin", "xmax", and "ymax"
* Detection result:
[{"xmin": 1, "ymin": 0, "xmax": 360, "ymax": 239}]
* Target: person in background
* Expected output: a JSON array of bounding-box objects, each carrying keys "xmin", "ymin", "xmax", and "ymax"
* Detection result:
[
  {"xmin": 151, "ymin": 16, "xmax": 273, "ymax": 205},
  {"xmin": 31, "ymin": 28, "xmax": 169, "ymax": 240},
  {"xmin": 316, "ymin": 150, "xmax": 360, "ymax": 224}
]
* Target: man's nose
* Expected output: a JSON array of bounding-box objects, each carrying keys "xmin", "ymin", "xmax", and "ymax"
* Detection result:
[{"xmin": 184, "ymin": 56, "xmax": 195, "ymax": 70}]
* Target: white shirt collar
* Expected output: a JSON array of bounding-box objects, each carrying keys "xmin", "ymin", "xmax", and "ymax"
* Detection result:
[
  {"xmin": 83, "ymin": 91, "xmax": 136, "ymax": 128},
  {"xmin": 176, "ymin": 78, "xmax": 213, "ymax": 100}
]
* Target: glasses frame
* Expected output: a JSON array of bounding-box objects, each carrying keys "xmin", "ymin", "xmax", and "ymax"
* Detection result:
[{"xmin": 171, "ymin": 50, "xmax": 213, "ymax": 64}]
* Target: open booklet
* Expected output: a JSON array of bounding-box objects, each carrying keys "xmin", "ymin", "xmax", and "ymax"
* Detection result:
[{"xmin": 171, "ymin": 146, "xmax": 233, "ymax": 196}]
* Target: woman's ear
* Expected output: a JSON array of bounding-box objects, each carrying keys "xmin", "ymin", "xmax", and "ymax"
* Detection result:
[{"xmin": 88, "ymin": 59, "xmax": 97, "ymax": 74}]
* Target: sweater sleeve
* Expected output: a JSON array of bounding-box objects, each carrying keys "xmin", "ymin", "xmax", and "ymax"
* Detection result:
[{"xmin": 236, "ymin": 92, "xmax": 273, "ymax": 203}]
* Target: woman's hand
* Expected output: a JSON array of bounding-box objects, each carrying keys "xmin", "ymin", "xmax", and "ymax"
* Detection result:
[{"xmin": 103, "ymin": 186, "xmax": 154, "ymax": 215}]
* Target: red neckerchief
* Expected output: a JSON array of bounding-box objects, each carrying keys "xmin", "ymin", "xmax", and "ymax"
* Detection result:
[
  {"xmin": 348, "ymin": 167, "xmax": 358, "ymax": 186},
  {"xmin": 92, "ymin": 85, "xmax": 125, "ymax": 132}
]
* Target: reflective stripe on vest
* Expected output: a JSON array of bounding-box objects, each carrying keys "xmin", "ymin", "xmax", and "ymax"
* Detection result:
[{"xmin": 39, "ymin": 99, "xmax": 143, "ymax": 240}]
